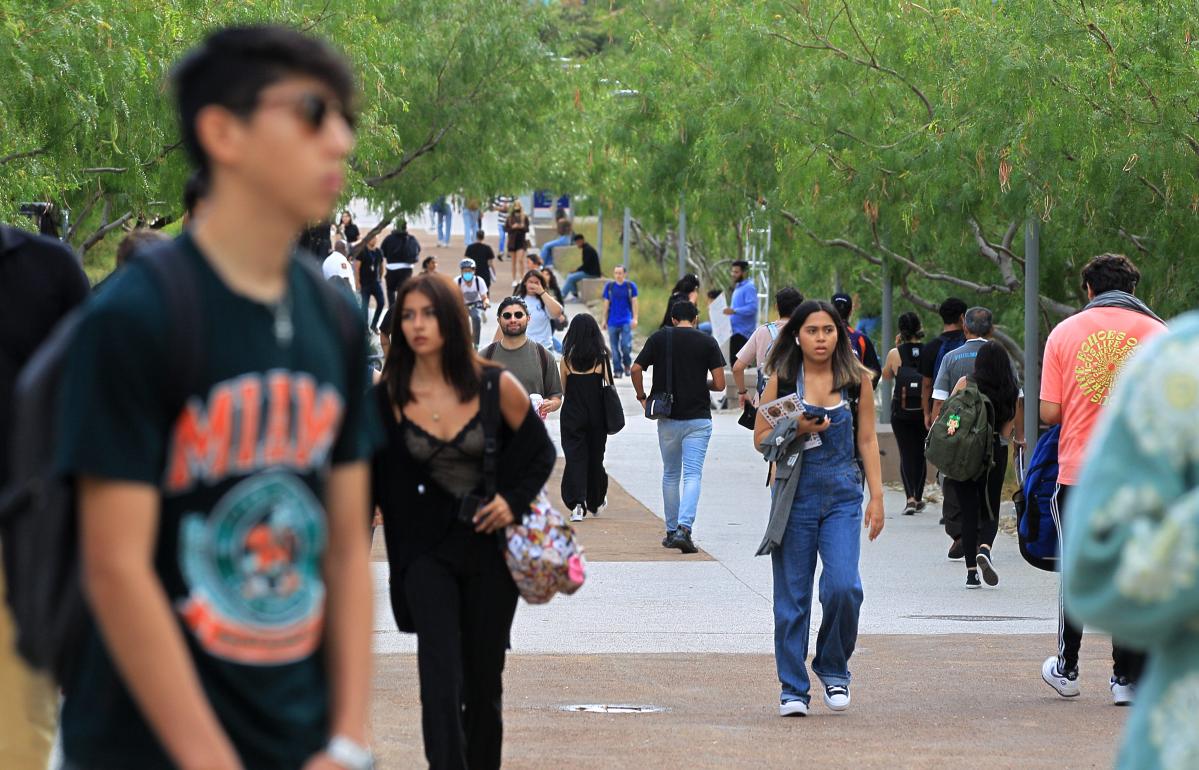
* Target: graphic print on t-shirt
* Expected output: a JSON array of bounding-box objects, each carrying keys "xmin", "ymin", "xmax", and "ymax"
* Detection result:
[
  {"xmin": 178, "ymin": 472, "xmax": 326, "ymax": 665},
  {"xmin": 1073, "ymin": 329, "xmax": 1143, "ymax": 405},
  {"xmin": 164, "ymin": 370, "xmax": 344, "ymax": 665}
]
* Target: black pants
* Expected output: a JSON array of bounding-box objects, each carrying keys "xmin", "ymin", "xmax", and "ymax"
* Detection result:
[
  {"xmin": 891, "ymin": 416, "xmax": 928, "ymax": 502},
  {"xmin": 361, "ymin": 282, "xmax": 385, "ymax": 330},
  {"xmin": 1052, "ymin": 484, "xmax": 1146, "ymax": 680},
  {"xmin": 403, "ymin": 535, "xmax": 519, "ymax": 770},
  {"xmin": 944, "ymin": 440, "xmax": 1007, "ymax": 570},
  {"xmin": 385, "ymin": 267, "xmax": 411, "ymax": 308},
  {"xmin": 560, "ymin": 420, "xmax": 608, "ymax": 512},
  {"xmin": 729, "ymin": 333, "xmax": 749, "ymax": 363}
]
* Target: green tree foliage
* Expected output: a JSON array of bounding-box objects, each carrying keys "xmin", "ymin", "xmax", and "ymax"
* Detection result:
[
  {"xmin": 581, "ymin": 1, "xmax": 1199, "ymax": 343},
  {"xmin": 0, "ymin": 0, "xmax": 570, "ymax": 260}
]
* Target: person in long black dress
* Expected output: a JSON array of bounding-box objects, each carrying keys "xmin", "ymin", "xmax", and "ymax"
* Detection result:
[
  {"xmin": 559, "ymin": 314, "xmax": 611, "ymax": 522},
  {"xmin": 371, "ymin": 273, "xmax": 554, "ymax": 769}
]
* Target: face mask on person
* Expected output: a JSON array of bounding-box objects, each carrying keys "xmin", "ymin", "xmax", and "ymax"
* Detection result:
[{"xmin": 463, "ymin": 271, "xmax": 475, "ymax": 282}]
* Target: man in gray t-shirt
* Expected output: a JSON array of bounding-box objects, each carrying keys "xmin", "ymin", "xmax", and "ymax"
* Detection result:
[
  {"xmin": 930, "ymin": 306, "xmax": 1022, "ymax": 424},
  {"xmin": 482, "ymin": 296, "xmax": 562, "ymax": 418}
]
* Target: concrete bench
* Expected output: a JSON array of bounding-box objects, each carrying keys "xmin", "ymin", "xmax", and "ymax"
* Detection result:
[{"xmin": 578, "ymin": 277, "xmax": 608, "ymax": 304}]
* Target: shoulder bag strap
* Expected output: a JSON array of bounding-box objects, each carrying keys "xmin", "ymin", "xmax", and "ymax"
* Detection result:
[
  {"xmin": 664, "ymin": 327, "xmax": 673, "ymax": 395},
  {"xmin": 536, "ymin": 343, "xmax": 551, "ymax": 388},
  {"xmin": 480, "ymin": 367, "xmax": 503, "ymax": 500}
]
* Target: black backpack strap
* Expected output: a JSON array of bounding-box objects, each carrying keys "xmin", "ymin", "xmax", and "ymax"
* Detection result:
[
  {"xmin": 479, "ymin": 367, "xmax": 504, "ymax": 500},
  {"xmin": 136, "ymin": 240, "xmax": 203, "ymax": 412},
  {"xmin": 481, "ymin": 342, "xmax": 498, "ymax": 360},
  {"xmin": 847, "ymin": 382, "xmax": 863, "ymax": 468},
  {"xmin": 664, "ymin": 326, "xmax": 673, "ymax": 394},
  {"xmin": 535, "ymin": 343, "xmax": 551, "ymax": 390}
]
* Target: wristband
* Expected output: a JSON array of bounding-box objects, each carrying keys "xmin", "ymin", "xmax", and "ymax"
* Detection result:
[{"xmin": 737, "ymin": 390, "xmax": 748, "ymax": 395}]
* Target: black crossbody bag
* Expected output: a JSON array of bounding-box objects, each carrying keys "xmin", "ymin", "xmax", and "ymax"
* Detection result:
[{"xmin": 644, "ymin": 328, "xmax": 674, "ymax": 419}]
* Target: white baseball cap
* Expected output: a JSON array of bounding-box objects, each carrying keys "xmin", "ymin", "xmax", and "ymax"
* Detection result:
[{"xmin": 323, "ymin": 252, "xmax": 355, "ymax": 285}]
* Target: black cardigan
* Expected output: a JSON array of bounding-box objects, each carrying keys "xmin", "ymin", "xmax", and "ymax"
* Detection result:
[{"xmin": 369, "ymin": 381, "xmax": 556, "ymax": 572}]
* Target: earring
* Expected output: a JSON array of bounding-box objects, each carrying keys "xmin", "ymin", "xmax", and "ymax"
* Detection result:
[{"xmin": 794, "ymin": 336, "xmax": 801, "ymax": 346}]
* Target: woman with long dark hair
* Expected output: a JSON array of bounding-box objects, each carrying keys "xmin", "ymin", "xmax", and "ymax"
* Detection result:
[
  {"xmin": 559, "ymin": 314, "xmax": 610, "ymax": 522},
  {"xmin": 944, "ymin": 340, "xmax": 1018, "ymax": 589},
  {"xmin": 336, "ymin": 210, "xmax": 359, "ymax": 245},
  {"xmin": 514, "ymin": 269, "xmax": 563, "ymax": 351},
  {"xmin": 881, "ymin": 311, "xmax": 928, "ymax": 515},
  {"xmin": 660, "ymin": 273, "xmax": 700, "ymax": 328},
  {"xmin": 754, "ymin": 300, "xmax": 885, "ymax": 717},
  {"xmin": 371, "ymin": 274, "xmax": 555, "ymax": 769},
  {"xmin": 504, "ymin": 201, "xmax": 531, "ymax": 284}
]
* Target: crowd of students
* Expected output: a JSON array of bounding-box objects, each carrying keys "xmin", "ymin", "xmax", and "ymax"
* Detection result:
[{"xmin": 2, "ymin": 22, "xmax": 1196, "ymax": 770}]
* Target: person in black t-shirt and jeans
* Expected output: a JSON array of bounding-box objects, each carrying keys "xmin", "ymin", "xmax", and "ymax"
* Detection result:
[
  {"xmin": 920, "ymin": 297, "xmax": 967, "ymax": 430},
  {"xmin": 357, "ymin": 233, "xmax": 386, "ymax": 332},
  {"xmin": 464, "ymin": 228, "xmax": 496, "ymax": 289},
  {"xmin": 54, "ymin": 26, "xmax": 376, "ymax": 770},
  {"xmin": 631, "ymin": 301, "xmax": 726, "ymax": 554}
]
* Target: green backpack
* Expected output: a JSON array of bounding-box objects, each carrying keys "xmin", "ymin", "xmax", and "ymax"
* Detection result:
[{"xmin": 925, "ymin": 381, "xmax": 995, "ymax": 482}]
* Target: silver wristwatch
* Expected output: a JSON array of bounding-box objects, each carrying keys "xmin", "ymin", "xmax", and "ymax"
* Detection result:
[{"xmin": 327, "ymin": 735, "xmax": 374, "ymax": 770}]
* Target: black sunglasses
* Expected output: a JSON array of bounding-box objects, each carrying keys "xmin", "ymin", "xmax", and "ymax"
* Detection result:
[
  {"xmin": 501, "ymin": 311, "xmax": 526, "ymax": 320},
  {"xmin": 258, "ymin": 92, "xmax": 357, "ymax": 133}
]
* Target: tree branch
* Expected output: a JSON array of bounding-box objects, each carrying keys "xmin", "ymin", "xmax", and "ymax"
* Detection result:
[
  {"xmin": 66, "ymin": 187, "xmax": 105, "ymax": 243},
  {"xmin": 0, "ymin": 147, "xmax": 46, "ymax": 165},
  {"xmin": 1117, "ymin": 227, "xmax": 1151, "ymax": 254},
  {"xmin": 363, "ymin": 125, "xmax": 452, "ymax": 187},
  {"xmin": 80, "ymin": 211, "xmax": 133, "ymax": 253}
]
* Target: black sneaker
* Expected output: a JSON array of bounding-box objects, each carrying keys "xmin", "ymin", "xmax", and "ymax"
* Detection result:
[
  {"xmin": 947, "ymin": 538, "xmax": 964, "ymax": 560},
  {"xmin": 977, "ymin": 546, "xmax": 999, "ymax": 586},
  {"xmin": 662, "ymin": 532, "xmax": 673, "ymax": 548},
  {"xmin": 966, "ymin": 571, "xmax": 981, "ymax": 589},
  {"xmin": 673, "ymin": 525, "xmax": 699, "ymax": 554},
  {"xmin": 916, "ymin": 500, "xmax": 927, "ymax": 512},
  {"xmin": 902, "ymin": 501, "xmax": 917, "ymax": 516}
]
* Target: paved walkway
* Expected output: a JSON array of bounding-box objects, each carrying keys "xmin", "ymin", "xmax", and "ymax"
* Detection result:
[{"xmin": 368, "ymin": 231, "xmax": 1127, "ymax": 768}]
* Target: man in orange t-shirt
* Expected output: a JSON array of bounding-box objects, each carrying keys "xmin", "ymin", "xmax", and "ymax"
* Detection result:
[{"xmin": 1038, "ymin": 253, "xmax": 1165, "ymax": 706}]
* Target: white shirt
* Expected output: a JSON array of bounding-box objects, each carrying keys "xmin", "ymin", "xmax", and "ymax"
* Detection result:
[{"xmin": 322, "ymin": 253, "xmax": 357, "ymax": 291}]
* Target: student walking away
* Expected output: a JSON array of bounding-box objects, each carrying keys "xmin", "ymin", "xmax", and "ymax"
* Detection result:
[
  {"xmin": 482, "ymin": 296, "xmax": 563, "ymax": 418},
  {"xmin": 432, "ymin": 195, "xmax": 452, "ymax": 247},
  {"xmin": 1061, "ymin": 314, "xmax": 1197, "ymax": 770},
  {"xmin": 509, "ymin": 269, "xmax": 564, "ymax": 352},
  {"xmin": 659, "ymin": 273, "xmax": 700, "ymax": 329},
  {"xmin": 372, "ymin": 274, "xmax": 554, "ymax": 770},
  {"xmin": 937, "ymin": 342, "xmax": 1019, "ymax": 589},
  {"xmin": 51, "ymin": 26, "xmax": 376, "ymax": 770},
  {"xmin": 461, "ymin": 196, "xmax": 482, "ymax": 244},
  {"xmin": 0, "ymin": 223, "xmax": 89, "ymax": 770},
  {"xmin": 723, "ymin": 260, "xmax": 758, "ymax": 361},
  {"xmin": 336, "ymin": 210, "xmax": 359, "ymax": 246},
  {"xmin": 491, "ymin": 194, "xmax": 514, "ymax": 253},
  {"xmin": 920, "ymin": 297, "xmax": 968, "ymax": 428},
  {"xmin": 880, "ymin": 311, "xmax": 928, "ymax": 515},
  {"xmin": 734, "ymin": 287, "xmax": 804, "ymax": 409},
  {"xmin": 561, "ymin": 233, "xmax": 602, "ymax": 300},
  {"xmin": 601, "ymin": 265, "xmax": 639, "ymax": 378},
  {"xmin": 382, "ymin": 219, "xmax": 420, "ymax": 307},
  {"xmin": 559, "ymin": 314, "xmax": 611, "ymax": 522},
  {"xmin": 357, "ymin": 234, "xmax": 386, "ymax": 332},
  {"xmin": 457, "ymin": 258, "xmax": 490, "ymax": 347},
  {"xmin": 539, "ymin": 204, "xmax": 574, "ymax": 267},
  {"xmin": 929, "ymin": 306, "xmax": 1024, "ymax": 556},
  {"xmin": 753, "ymin": 300, "xmax": 885, "ymax": 717},
  {"xmin": 504, "ymin": 201, "xmax": 531, "ymax": 284},
  {"xmin": 631, "ymin": 301, "xmax": 726, "ymax": 554},
  {"xmin": 465, "ymin": 229, "xmax": 496, "ymax": 288},
  {"xmin": 830, "ymin": 292, "xmax": 881, "ymax": 386},
  {"xmin": 1039, "ymin": 253, "xmax": 1164, "ymax": 706}
]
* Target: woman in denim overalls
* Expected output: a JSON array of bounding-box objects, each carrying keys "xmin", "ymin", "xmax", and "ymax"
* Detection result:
[{"xmin": 754, "ymin": 300, "xmax": 886, "ymax": 717}]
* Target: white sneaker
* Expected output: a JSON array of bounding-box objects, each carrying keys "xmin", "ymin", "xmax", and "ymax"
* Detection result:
[
  {"xmin": 823, "ymin": 685, "xmax": 851, "ymax": 712},
  {"xmin": 1041, "ymin": 656, "xmax": 1080, "ymax": 698},
  {"xmin": 1111, "ymin": 677, "xmax": 1135, "ymax": 706},
  {"xmin": 570, "ymin": 506, "xmax": 585, "ymax": 523},
  {"xmin": 595, "ymin": 496, "xmax": 608, "ymax": 517},
  {"xmin": 779, "ymin": 700, "xmax": 809, "ymax": 717}
]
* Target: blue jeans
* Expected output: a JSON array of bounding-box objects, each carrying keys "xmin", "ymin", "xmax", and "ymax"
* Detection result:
[
  {"xmin": 698, "ymin": 321, "xmax": 713, "ymax": 336},
  {"xmin": 436, "ymin": 211, "xmax": 452, "ymax": 245},
  {"xmin": 608, "ymin": 322, "xmax": 633, "ymax": 374},
  {"xmin": 656, "ymin": 418, "xmax": 712, "ymax": 535},
  {"xmin": 462, "ymin": 209, "xmax": 479, "ymax": 242},
  {"xmin": 562, "ymin": 270, "xmax": 590, "ymax": 299},
  {"xmin": 539, "ymin": 234, "xmax": 572, "ymax": 266},
  {"xmin": 498, "ymin": 221, "xmax": 507, "ymax": 252},
  {"xmin": 771, "ymin": 404, "xmax": 864, "ymax": 705}
]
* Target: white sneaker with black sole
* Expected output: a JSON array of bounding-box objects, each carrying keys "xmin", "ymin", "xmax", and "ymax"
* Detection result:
[
  {"xmin": 1111, "ymin": 677, "xmax": 1135, "ymax": 706},
  {"xmin": 570, "ymin": 505, "xmax": 585, "ymax": 523},
  {"xmin": 1041, "ymin": 656, "xmax": 1080, "ymax": 698},
  {"xmin": 779, "ymin": 700, "xmax": 809, "ymax": 717},
  {"xmin": 823, "ymin": 685, "xmax": 851, "ymax": 712}
]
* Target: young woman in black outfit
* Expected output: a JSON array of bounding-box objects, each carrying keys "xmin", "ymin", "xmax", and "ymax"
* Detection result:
[
  {"xmin": 943, "ymin": 340, "xmax": 1018, "ymax": 589},
  {"xmin": 371, "ymin": 273, "xmax": 555, "ymax": 769},
  {"xmin": 881, "ymin": 311, "xmax": 928, "ymax": 515},
  {"xmin": 559, "ymin": 314, "xmax": 610, "ymax": 522}
]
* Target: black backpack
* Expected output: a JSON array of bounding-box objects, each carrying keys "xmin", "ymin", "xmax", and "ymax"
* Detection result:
[
  {"xmin": 893, "ymin": 344, "xmax": 924, "ymax": 414},
  {"xmin": 0, "ymin": 240, "xmax": 358, "ymax": 684},
  {"xmin": 403, "ymin": 233, "xmax": 421, "ymax": 264}
]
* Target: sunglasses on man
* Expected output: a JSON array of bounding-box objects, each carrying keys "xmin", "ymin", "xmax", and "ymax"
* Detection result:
[
  {"xmin": 501, "ymin": 311, "xmax": 526, "ymax": 320},
  {"xmin": 257, "ymin": 91, "xmax": 357, "ymax": 133}
]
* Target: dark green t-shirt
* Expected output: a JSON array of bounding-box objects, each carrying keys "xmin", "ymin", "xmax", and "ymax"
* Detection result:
[{"xmin": 55, "ymin": 234, "xmax": 375, "ymax": 769}]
